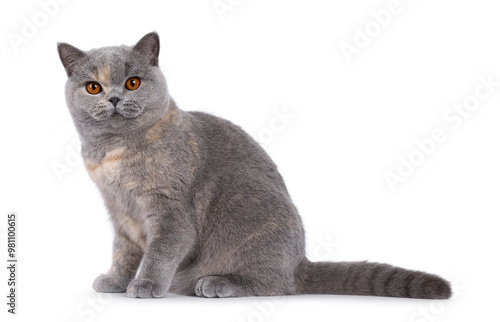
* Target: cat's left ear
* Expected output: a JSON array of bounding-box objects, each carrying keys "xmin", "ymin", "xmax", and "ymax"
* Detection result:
[
  {"xmin": 132, "ymin": 32, "xmax": 160, "ymax": 67},
  {"xmin": 57, "ymin": 43, "xmax": 87, "ymax": 77}
]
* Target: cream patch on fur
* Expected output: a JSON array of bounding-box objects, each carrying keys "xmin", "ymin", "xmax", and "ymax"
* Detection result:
[
  {"xmin": 145, "ymin": 108, "xmax": 179, "ymax": 143},
  {"xmin": 122, "ymin": 215, "xmax": 146, "ymax": 249},
  {"xmin": 97, "ymin": 64, "xmax": 112, "ymax": 86},
  {"xmin": 85, "ymin": 146, "xmax": 126, "ymax": 183}
]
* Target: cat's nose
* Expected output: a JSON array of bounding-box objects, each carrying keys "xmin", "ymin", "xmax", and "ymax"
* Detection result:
[{"xmin": 108, "ymin": 97, "xmax": 121, "ymax": 107}]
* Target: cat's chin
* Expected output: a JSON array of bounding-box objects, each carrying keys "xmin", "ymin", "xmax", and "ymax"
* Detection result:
[
  {"xmin": 100, "ymin": 111, "xmax": 141, "ymax": 122},
  {"xmin": 107, "ymin": 112, "xmax": 131, "ymax": 124},
  {"xmin": 93, "ymin": 112, "xmax": 145, "ymax": 133},
  {"xmin": 110, "ymin": 113, "xmax": 122, "ymax": 120},
  {"xmin": 89, "ymin": 112, "xmax": 126, "ymax": 126}
]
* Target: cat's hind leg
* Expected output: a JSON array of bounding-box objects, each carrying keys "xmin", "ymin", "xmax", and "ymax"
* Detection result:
[{"xmin": 194, "ymin": 273, "xmax": 293, "ymax": 298}]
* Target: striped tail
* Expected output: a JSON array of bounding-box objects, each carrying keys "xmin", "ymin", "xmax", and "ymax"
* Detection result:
[{"xmin": 295, "ymin": 259, "xmax": 451, "ymax": 299}]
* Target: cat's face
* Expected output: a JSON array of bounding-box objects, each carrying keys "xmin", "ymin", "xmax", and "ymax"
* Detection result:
[{"xmin": 58, "ymin": 32, "xmax": 169, "ymax": 137}]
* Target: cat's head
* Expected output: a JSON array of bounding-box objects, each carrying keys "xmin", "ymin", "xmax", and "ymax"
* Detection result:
[{"xmin": 57, "ymin": 32, "xmax": 169, "ymax": 138}]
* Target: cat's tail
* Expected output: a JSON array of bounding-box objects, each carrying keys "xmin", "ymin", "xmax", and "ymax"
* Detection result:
[{"xmin": 294, "ymin": 259, "xmax": 451, "ymax": 299}]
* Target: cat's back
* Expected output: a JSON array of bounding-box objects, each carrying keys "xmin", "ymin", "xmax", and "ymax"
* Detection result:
[{"xmin": 186, "ymin": 110, "xmax": 286, "ymax": 188}]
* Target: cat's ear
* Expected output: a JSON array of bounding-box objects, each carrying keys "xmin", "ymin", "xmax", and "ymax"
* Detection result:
[
  {"xmin": 132, "ymin": 32, "xmax": 160, "ymax": 67},
  {"xmin": 57, "ymin": 43, "xmax": 87, "ymax": 77}
]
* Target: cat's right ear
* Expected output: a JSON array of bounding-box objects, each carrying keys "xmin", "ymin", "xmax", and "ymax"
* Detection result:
[{"xmin": 57, "ymin": 43, "xmax": 86, "ymax": 77}]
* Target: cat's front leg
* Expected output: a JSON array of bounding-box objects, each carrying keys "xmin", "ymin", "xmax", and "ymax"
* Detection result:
[
  {"xmin": 93, "ymin": 232, "xmax": 143, "ymax": 293},
  {"xmin": 127, "ymin": 208, "xmax": 194, "ymax": 298}
]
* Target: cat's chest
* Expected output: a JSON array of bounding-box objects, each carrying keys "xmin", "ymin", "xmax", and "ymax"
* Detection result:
[
  {"xmin": 84, "ymin": 147, "xmax": 152, "ymax": 247},
  {"xmin": 83, "ymin": 146, "xmax": 173, "ymax": 196},
  {"xmin": 84, "ymin": 146, "xmax": 130, "ymax": 186},
  {"xmin": 84, "ymin": 146, "xmax": 151, "ymax": 193}
]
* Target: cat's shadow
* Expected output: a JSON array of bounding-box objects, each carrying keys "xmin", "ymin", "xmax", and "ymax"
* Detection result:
[{"xmin": 112, "ymin": 292, "xmax": 422, "ymax": 305}]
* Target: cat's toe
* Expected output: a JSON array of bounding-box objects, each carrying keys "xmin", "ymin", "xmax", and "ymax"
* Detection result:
[
  {"xmin": 127, "ymin": 278, "xmax": 167, "ymax": 298},
  {"xmin": 195, "ymin": 276, "xmax": 237, "ymax": 298},
  {"xmin": 93, "ymin": 274, "xmax": 127, "ymax": 293},
  {"xmin": 195, "ymin": 276, "xmax": 217, "ymax": 298}
]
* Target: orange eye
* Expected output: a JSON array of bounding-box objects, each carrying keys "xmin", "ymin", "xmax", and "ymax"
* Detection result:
[
  {"xmin": 86, "ymin": 82, "xmax": 102, "ymax": 94},
  {"xmin": 125, "ymin": 77, "xmax": 141, "ymax": 91}
]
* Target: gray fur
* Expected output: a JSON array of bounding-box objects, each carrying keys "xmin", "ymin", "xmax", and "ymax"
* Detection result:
[{"xmin": 57, "ymin": 32, "xmax": 451, "ymax": 299}]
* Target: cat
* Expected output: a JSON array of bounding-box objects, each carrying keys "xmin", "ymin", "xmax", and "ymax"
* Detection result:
[{"xmin": 57, "ymin": 32, "xmax": 452, "ymax": 299}]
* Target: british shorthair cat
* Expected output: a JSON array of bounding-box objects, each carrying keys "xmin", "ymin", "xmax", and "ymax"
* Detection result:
[{"xmin": 57, "ymin": 32, "xmax": 451, "ymax": 299}]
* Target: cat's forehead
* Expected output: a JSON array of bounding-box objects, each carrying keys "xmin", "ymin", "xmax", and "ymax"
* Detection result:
[
  {"xmin": 89, "ymin": 44, "xmax": 126, "ymax": 58},
  {"xmin": 85, "ymin": 46, "xmax": 144, "ymax": 85}
]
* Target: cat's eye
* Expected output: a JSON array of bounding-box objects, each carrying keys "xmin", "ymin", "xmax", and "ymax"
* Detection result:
[
  {"xmin": 86, "ymin": 82, "xmax": 102, "ymax": 95},
  {"xmin": 125, "ymin": 77, "xmax": 141, "ymax": 91}
]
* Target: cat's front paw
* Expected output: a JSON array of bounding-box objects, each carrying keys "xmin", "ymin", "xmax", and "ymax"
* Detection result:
[
  {"xmin": 127, "ymin": 277, "xmax": 167, "ymax": 298},
  {"xmin": 93, "ymin": 274, "xmax": 127, "ymax": 293}
]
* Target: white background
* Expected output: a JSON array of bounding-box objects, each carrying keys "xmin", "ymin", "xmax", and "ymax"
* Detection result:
[{"xmin": 1, "ymin": 0, "xmax": 499, "ymax": 321}]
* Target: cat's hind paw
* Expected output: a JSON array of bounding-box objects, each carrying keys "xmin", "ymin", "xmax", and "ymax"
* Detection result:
[
  {"xmin": 127, "ymin": 277, "xmax": 167, "ymax": 298},
  {"xmin": 195, "ymin": 275, "xmax": 251, "ymax": 298}
]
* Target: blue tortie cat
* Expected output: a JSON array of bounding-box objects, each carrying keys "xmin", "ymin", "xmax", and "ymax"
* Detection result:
[{"xmin": 57, "ymin": 32, "xmax": 451, "ymax": 299}]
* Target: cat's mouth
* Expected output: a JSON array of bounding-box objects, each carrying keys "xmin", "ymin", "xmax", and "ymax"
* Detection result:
[
  {"xmin": 109, "ymin": 111, "xmax": 134, "ymax": 121},
  {"xmin": 115, "ymin": 102, "xmax": 144, "ymax": 119},
  {"xmin": 91, "ymin": 102, "xmax": 144, "ymax": 122}
]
